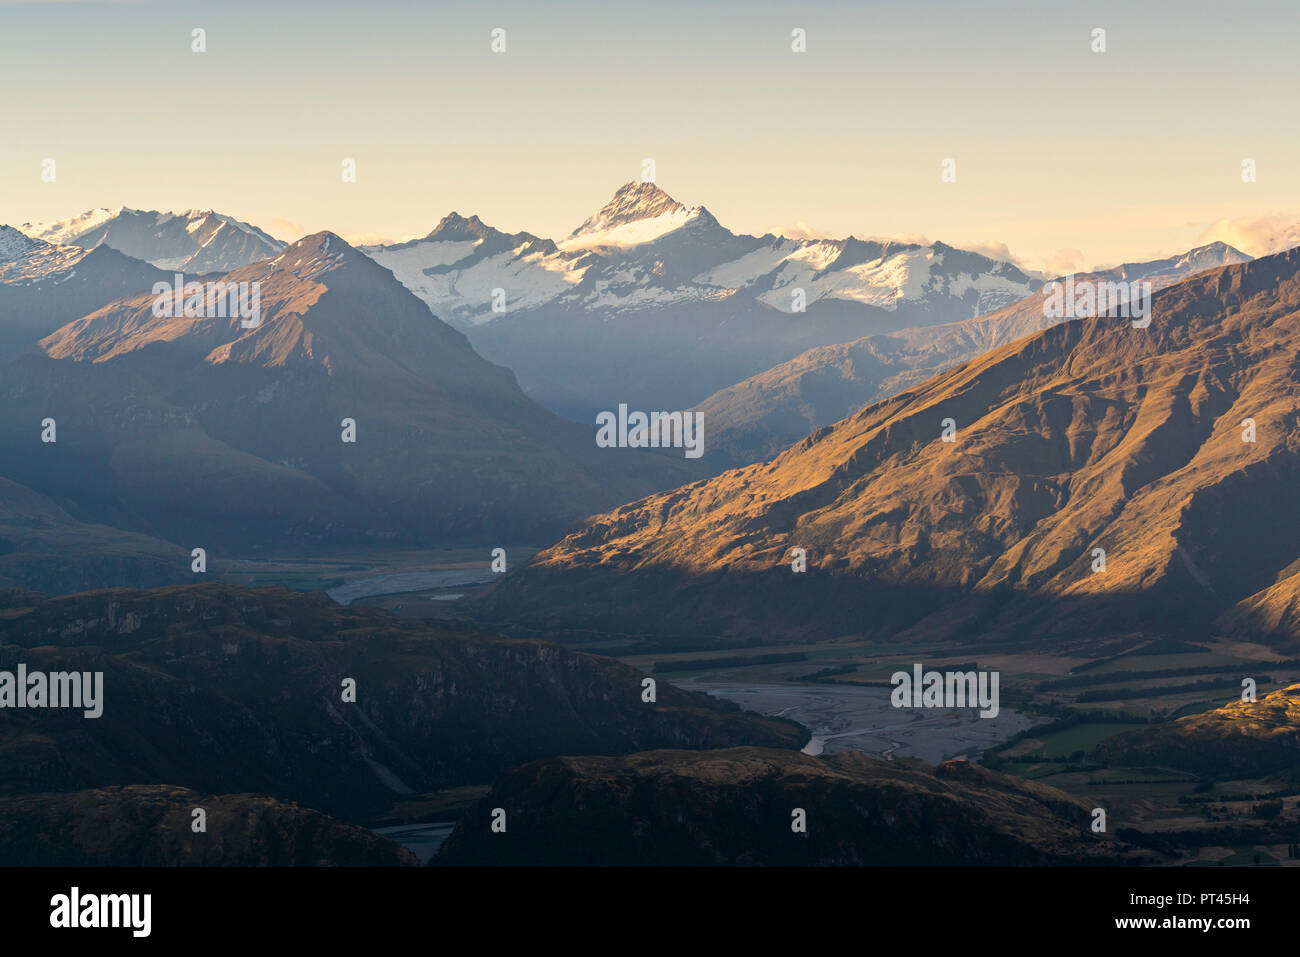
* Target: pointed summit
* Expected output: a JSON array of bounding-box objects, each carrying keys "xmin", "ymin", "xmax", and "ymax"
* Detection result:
[
  {"xmin": 263, "ymin": 230, "xmax": 371, "ymax": 282},
  {"xmin": 40, "ymin": 228, "xmax": 469, "ymax": 375},
  {"xmin": 275, "ymin": 229, "xmax": 352, "ymax": 257},
  {"xmin": 569, "ymin": 181, "xmax": 689, "ymax": 238},
  {"xmin": 426, "ymin": 212, "xmax": 497, "ymax": 243},
  {"xmin": 373, "ymin": 213, "xmax": 553, "ymax": 261},
  {"xmin": 1173, "ymin": 241, "xmax": 1251, "ymax": 271},
  {"xmin": 562, "ymin": 181, "xmax": 722, "ymax": 251}
]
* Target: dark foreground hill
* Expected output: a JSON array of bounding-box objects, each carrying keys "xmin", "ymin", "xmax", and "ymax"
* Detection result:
[
  {"xmin": 433, "ymin": 747, "xmax": 1130, "ymax": 866},
  {"xmin": 0, "ymin": 785, "xmax": 417, "ymax": 866},
  {"xmin": 0, "ymin": 584, "xmax": 805, "ymax": 822}
]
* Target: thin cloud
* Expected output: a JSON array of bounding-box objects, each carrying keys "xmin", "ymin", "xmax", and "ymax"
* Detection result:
[
  {"xmin": 1195, "ymin": 215, "xmax": 1300, "ymax": 258},
  {"xmin": 339, "ymin": 232, "xmax": 411, "ymax": 248},
  {"xmin": 1042, "ymin": 248, "xmax": 1086, "ymax": 276},
  {"xmin": 767, "ymin": 222, "xmax": 833, "ymax": 241},
  {"xmin": 266, "ymin": 219, "xmax": 306, "ymax": 242}
]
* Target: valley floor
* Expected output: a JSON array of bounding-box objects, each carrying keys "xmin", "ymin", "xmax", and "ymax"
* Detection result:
[{"xmin": 673, "ymin": 678, "xmax": 1033, "ymax": 763}]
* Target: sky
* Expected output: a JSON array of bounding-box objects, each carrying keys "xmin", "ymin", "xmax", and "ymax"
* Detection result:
[{"xmin": 3, "ymin": 0, "xmax": 1300, "ymax": 272}]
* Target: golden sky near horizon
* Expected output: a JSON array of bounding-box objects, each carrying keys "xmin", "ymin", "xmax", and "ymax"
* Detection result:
[{"xmin": 3, "ymin": 0, "xmax": 1300, "ymax": 271}]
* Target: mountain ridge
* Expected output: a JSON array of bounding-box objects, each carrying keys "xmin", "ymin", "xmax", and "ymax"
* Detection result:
[
  {"xmin": 478, "ymin": 247, "xmax": 1300, "ymax": 649},
  {"xmin": 1, "ymin": 231, "xmax": 697, "ymax": 559},
  {"xmin": 691, "ymin": 241, "xmax": 1254, "ymax": 468},
  {"xmin": 19, "ymin": 207, "xmax": 285, "ymax": 274},
  {"xmin": 361, "ymin": 182, "xmax": 1043, "ymax": 418}
]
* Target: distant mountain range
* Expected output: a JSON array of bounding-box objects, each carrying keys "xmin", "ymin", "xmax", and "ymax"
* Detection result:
[
  {"xmin": 4, "ymin": 192, "xmax": 1288, "ymax": 609},
  {"xmin": 362, "ymin": 181, "xmax": 1042, "ymax": 419},
  {"xmin": 18, "ymin": 194, "xmax": 1252, "ymax": 444},
  {"xmin": 0, "ymin": 225, "xmax": 169, "ymax": 361},
  {"xmin": 0, "ymin": 187, "xmax": 1066, "ymax": 580},
  {"xmin": 0, "ymin": 231, "xmax": 695, "ymax": 579},
  {"xmin": 692, "ymin": 242, "xmax": 1252, "ymax": 468},
  {"xmin": 19, "ymin": 207, "xmax": 284, "ymax": 274},
  {"xmin": 480, "ymin": 248, "xmax": 1300, "ymax": 651}
]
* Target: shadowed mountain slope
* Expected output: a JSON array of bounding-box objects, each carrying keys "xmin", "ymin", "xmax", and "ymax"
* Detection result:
[{"xmin": 0, "ymin": 232, "xmax": 694, "ymax": 568}]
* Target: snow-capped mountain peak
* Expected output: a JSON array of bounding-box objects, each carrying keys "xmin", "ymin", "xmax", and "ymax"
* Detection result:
[
  {"xmin": 360, "ymin": 184, "xmax": 1043, "ymax": 336},
  {"xmin": 425, "ymin": 212, "xmax": 501, "ymax": 243},
  {"xmin": 16, "ymin": 208, "xmax": 284, "ymax": 274},
  {"xmin": 562, "ymin": 181, "xmax": 717, "ymax": 250},
  {"xmin": 570, "ymin": 181, "xmax": 686, "ymax": 234},
  {"xmin": 1170, "ymin": 241, "xmax": 1252, "ymax": 273},
  {"xmin": 264, "ymin": 230, "xmax": 361, "ymax": 282},
  {"xmin": 0, "ymin": 224, "xmax": 91, "ymax": 283},
  {"xmin": 0, "ymin": 224, "xmax": 46, "ymax": 264},
  {"xmin": 20, "ymin": 207, "xmax": 129, "ymax": 246}
]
